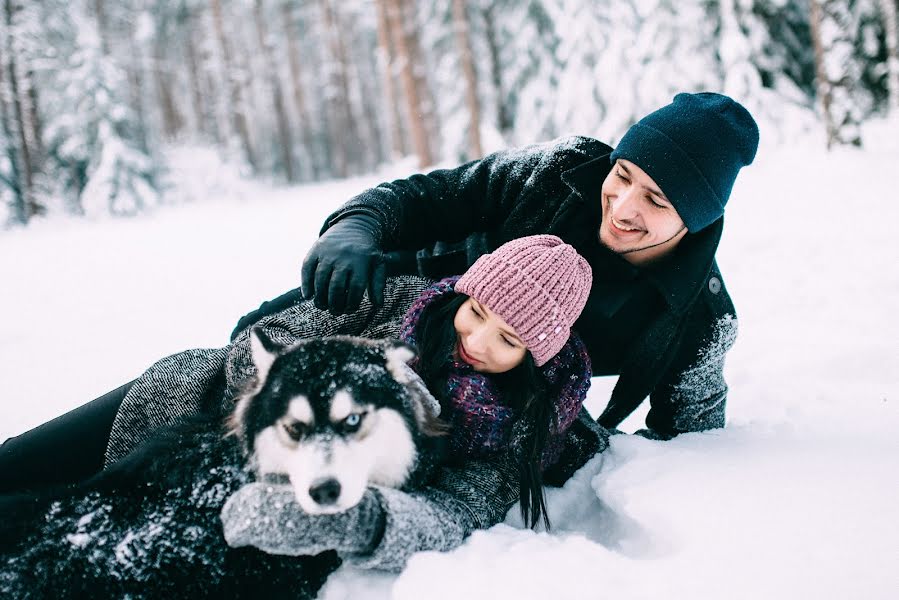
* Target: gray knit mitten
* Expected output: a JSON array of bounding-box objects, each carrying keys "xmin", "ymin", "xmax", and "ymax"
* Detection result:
[{"xmin": 220, "ymin": 482, "xmax": 386, "ymax": 557}]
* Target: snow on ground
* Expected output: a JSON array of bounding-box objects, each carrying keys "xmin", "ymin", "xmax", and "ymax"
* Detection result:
[{"xmin": 1, "ymin": 124, "xmax": 898, "ymax": 598}]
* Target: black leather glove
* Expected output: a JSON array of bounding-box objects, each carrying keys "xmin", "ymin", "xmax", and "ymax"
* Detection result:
[{"xmin": 300, "ymin": 214, "xmax": 387, "ymax": 314}]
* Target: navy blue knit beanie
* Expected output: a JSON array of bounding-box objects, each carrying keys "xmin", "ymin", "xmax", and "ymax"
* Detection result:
[{"xmin": 610, "ymin": 92, "xmax": 760, "ymax": 232}]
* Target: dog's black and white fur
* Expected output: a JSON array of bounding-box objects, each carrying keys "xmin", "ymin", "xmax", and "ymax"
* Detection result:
[{"xmin": 0, "ymin": 332, "xmax": 443, "ymax": 599}]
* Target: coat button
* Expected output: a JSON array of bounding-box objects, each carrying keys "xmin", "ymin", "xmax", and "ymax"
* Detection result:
[{"xmin": 708, "ymin": 276, "xmax": 721, "ymax": 295}]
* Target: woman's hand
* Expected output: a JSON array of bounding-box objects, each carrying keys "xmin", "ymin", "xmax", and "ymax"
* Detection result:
[{"xmin": 220, "ymin": 482, "xmax": 386, "ymax": 557}]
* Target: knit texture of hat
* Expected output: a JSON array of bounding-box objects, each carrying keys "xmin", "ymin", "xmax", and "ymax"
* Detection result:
[
  {"xmin": 610, "ymin": 92, "xmax": 760, "ymax": 232},
  {"xmin": 455, "ymin": 235, "xmax": 592, "ymax": 367}
]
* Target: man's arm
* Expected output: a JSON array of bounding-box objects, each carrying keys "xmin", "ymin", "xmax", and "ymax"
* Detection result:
[
  {"xmin": 322, "ymin": 137, "xmax": 607, "ymax": 250},
  {"xmin": 642, "ymin": 304, "xmax": 738, "ymax": 439},
  {"xmin": 302, "ymin": 137, "xmax": 611, "ymax": 314}
]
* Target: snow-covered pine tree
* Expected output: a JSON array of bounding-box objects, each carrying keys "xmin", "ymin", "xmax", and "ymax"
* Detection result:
[
  {"xmin": 810, "ymin": 0, "xmax": 864, "ymax": 147},
  {"xmin": 43, "ymin": 6, "xmax": 159, "ymax": 217},
  {"xmin": 878, "ymin": 0, "xmax": 899, "ymax": 111},
  {"xmin": 853, "ymin": 0, "xmax": 894, "ymax": 116},
  {"xmin": 479, "ymin": 0, "xmax": 560, "ymax": 146},
  {"xmin": 714, "ymin": 0, "xmax": 818, "ymax": 143},
  {"xmin": 541, "ymin": 0, "xmax": 721, "ymax": 143}
]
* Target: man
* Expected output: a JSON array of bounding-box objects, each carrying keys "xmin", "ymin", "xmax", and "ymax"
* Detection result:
[
  {"xmin": 242, "ymin": 91, "xmax": 759, "ymax": 438},
  {"xmin": 218, "ymin": 92, "xmax": 759, "ymax": 570}
]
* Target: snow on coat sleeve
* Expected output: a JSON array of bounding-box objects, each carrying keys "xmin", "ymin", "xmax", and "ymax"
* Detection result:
[{"xmin": 642, "ymin": 312, "xmax": 738, "ymax": 438}]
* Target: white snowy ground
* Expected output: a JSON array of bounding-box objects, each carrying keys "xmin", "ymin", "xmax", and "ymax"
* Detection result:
[{"xmin": 1, "ymin": 122, "xmax": 897, "ymax": 599}]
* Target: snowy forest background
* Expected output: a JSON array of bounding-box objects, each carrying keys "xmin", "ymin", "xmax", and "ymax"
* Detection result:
[{"xmin": 1, "ymin": 0, "xmax": 898, "ymax": 227}]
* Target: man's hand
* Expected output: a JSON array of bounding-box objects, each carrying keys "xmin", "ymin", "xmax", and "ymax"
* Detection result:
[
  {"xmin": 301, "ymin": 215, "xmax": 387, "ymax": 314},
  {"xmin": 220, "ymin": 482, "xmax": 386, "ymax": 557}
]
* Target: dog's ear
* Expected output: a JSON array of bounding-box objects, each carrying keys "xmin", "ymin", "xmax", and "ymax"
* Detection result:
[
  {"xmin": 249, "ymin": 327, "xmax": 282, "ymax": 380},
  {"xmin": 383, "ymin": 340, "xmax": 417, "ymax": 383}
]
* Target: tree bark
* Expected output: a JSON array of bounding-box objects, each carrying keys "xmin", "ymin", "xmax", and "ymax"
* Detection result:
[
  {"xmin": 210, "ymin": 0, "xmax": 258, "ymax": 171},
  {"xmin": 319, "ymin": 0, "xmax": 363, "ymax": 177},
  {"xmin": 481, "ymin": 2, "xmax": 511, "ymax": 136},
  {"xmin": 281, "ymin": 1, "xmax": 317, "ymax": 179},
  {"xmin": 3, "ymin": 0, "xmax": 38, "ymax": 222},
  {"xmin": 92, "ymin": 0, "xmax": 111, "ymax": 55},
  {"xmin": 452, "ymin": 0, "xmax": 483, "ymax": 159},
  {"xmin": 401, "ymin": 0, "xmax": 440, "ymax": 158},
  {"xmin": 809, "ymin": 0, "xmax": 862, "ymax": 149},
  {"xmin": 385, "ymin": 0, "xmax": 433, "ymax": 169},
  {"xmin": 181, "ymin": 3, "xmax": 209, "ymax": 139},
  {"xmin": 153, "ymin": 37, "xmax": 184, "ymax": 140},
  {"xmin": 375, "ymin": 0, "xmax": 406, "ymax": 159},
  {"xmin": 253, "ymin": 0, "xmax": 296, "ymax": 181},
  {"xmin": 878, "ymin": 0, "xmax": 899, "ymax": 111}
]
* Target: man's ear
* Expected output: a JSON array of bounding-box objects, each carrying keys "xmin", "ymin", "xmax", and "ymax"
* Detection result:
[
  {"xmin": 249, "ymin": 327, "xmax": 283, "ymax": 380},
  {"xmin": 383, "ymin": 340, "xmax": 417, "ymax": 384}
]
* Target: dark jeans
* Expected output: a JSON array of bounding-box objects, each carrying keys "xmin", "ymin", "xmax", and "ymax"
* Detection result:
[{"xmin": 0, "ymin": 381, "xmax": 134, "ymax": 494}]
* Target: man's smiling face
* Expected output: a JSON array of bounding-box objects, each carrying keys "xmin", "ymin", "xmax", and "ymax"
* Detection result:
[{"xmin": 598, "ymin": 159, "xmax": 689, "ymax": 265}]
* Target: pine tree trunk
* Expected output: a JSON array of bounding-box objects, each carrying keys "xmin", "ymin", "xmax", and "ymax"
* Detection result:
[
  {"xmin": 0, "ymin": 32, "xmax": 24, "ymax": 224},
  {"xmin": 481, "ymin": 2, "xmax": 512, "ymax": 136},
  {"xmin": 452, "ymin": 0, "xmax": 483, "ymax": 159},
  {"xmin": 92, "ymin": 0, "xmax": 111, "ymax": 55},
  {"xmin": 210, "ymin": 0, "xmax": 258, "ymax": 171},
  {"xmin": 319, "ymin": 0, "xmax": 363, "ymax": 177},
  {"xmin": 3, "ymin": 0, "xmax": 38, "ymax": 222},
  {"xmin": 879, "ymin": 0, "xmax": 899, "ymax": 111},
  {"xmin": 401, "ymin": 0, "xmax": 440, "ymax": 159},
  {"xmin": 182, "ymin": 9, "xmax": 209, "ymax": 139},
  {"xmin": 348, "ymin": 21, "xmax": 386, "ymax": 171},
  {"xmin": 23, "ymin": 63, "xmax": 42, "ymax": 161},
  {"xmin": 809, "ymin": 0, "xmax": 862, "ymax": 149},
  {"xmin": 253, "ymin": 0, "xmax": 296, "ymax": 181},
  {"xmin": 375, "ymin": 0, "xmax": 406, "ymax": 159},
  {"xmin": 154, "ymin": 38, "xmax": 184, "ymax": 140},
  {"xmin": 281, "ymin": 1, "xmax": 317, "ymax": 179},
  {"xmin": 385, "ymin": 0, "xmax": 433, "ymax": 169}
]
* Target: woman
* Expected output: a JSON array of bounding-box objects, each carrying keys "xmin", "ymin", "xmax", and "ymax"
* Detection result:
[{"xmin": 1, "ymin": 236, "xmax": 603, "ymax": 573}]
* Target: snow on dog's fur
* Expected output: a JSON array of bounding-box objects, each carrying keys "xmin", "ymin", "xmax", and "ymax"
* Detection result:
[
  {"xmin": 0, "ymin": 333, "xmax": 443, "ymax": 600},
  {"xmin": 230, "ymin": 330, "xmax": 444, "ymax": 514}
]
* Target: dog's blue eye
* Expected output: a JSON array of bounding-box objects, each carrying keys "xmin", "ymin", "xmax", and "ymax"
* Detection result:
[{"xmin": 341, "ymin": 412, "xmax": 364, "ymax": 433}]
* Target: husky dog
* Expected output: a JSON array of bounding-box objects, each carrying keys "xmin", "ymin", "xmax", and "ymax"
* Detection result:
[{"xmin": 0, "ymin": 332, "xmax": 443, "ymax": 600}]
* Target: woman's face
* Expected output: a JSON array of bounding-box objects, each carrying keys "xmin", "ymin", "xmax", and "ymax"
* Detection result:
[{"xmin": 452, "ymin": 297, "xmax": 528, "ymax": 373}]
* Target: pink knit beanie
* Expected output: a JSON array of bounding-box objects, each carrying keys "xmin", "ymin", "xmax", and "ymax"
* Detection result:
[{"xmin": 455, "ymin": 235, "xmax": 593, "ymax": 367}]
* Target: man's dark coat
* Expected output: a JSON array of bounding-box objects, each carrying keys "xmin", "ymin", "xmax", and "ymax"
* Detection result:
[{"xmin": 321, "ymin": 136, "xmax": 738, "ymax": 438}]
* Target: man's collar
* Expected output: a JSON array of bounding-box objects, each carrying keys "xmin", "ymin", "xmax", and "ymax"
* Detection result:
[
  {"xmin": 560, "ymin": 151, "xmax": 723, "ymax": 314},
  {"xmin": 643, "ymin": 218, "xmax": 723, "ymax": 313}
]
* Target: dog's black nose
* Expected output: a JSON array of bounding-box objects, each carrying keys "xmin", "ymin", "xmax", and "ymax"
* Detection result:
[{"xmin": 309, "ymin": 478, "xmax": 342, "ymax": 506}]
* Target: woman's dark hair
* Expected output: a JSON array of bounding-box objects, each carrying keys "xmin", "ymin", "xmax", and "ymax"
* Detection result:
[{"xmin": 414, "ymin": 290, "xmax": 554, "ymax": 530}]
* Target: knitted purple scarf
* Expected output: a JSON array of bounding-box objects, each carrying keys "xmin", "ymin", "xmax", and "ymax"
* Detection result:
[{"xmin": 399, "ymin": 277, "xmax": 592, "ymax": 468}]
